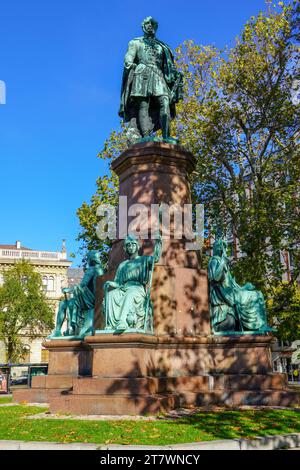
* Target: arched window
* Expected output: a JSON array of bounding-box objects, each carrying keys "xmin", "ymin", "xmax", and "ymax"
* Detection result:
[
  {"xmin": 48, "ymin": 276, "xmax": 54, "ymax": 291},
  {"xmin": 42, "ymin": 276, "xmax": 48, "ymax": 291}
]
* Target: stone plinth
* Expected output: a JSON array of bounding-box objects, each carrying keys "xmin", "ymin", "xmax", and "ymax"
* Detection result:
[
  {"xmin": 94, "ymin": 142, "xmax": 210, "ymax": 336},
  {"xmin": 45, "ymin": 334, "xmax": 298, "ymax": 414},
  {"xmin": 45, "ymin": 339, "xmax": 92, "ymax": 376},
  {"xmin": 109, "ymin": 141, "xmax": 198, "ymax": 269},
  {"xmin": 86, "ymin": 334, "xmax": 273, "ymax": 378},
  {"xmin": 13, "ymin": 339, "xmax": 91, "ymax": 404}
]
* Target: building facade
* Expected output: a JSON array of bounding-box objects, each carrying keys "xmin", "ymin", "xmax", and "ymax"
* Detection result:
[{"xmin": 0, "ymin": 240, "xmax": 72, "ymax": 363}]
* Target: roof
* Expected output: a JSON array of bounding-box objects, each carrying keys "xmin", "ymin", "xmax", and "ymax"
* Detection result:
[{"xmin": 0, "ymin": 244, "xmax": 33, "ymax": 251}]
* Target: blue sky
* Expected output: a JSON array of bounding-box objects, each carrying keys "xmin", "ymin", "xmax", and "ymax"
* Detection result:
[{"xmin": 0, "ymin": 0, "xmax": 272, "ymax": 265}]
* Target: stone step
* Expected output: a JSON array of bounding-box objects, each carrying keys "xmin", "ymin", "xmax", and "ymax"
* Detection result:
[
  {"xmin": 31, "ymin": 374, "xmax": 73, "ymax": 390},
  {"xmin": 178, "ymin": 390, "xmax": 299, "ymax": 408},
  {"xmin": 72, "ymin": 376, "xmax": 158, "ymax": 395},
  {"xmin": 50, "ymin": 393, "xmax": 178, "ymax": 415},
  {"xmin": 71, "ymin": 373, "xmax": 288, "ymax": 396},
  {"xmin": 49, "ymin": 388, "xmax": 298, "ymax": 415},
  {"xmin": 13, "ymin": 388, "xmax": 62, "ymax": 404},
  {"xmin": 157, "ymin": 374, "xmax": 288, "ymax": 393},
  {"xmin": 207, "ymin": 373, "xmax": 288, "ymax": 392}
]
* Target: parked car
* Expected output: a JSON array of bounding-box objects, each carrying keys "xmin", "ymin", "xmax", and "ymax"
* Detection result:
[{"xmin": 10, "ymin": 376, "xmax": 28, "ymax": 386}]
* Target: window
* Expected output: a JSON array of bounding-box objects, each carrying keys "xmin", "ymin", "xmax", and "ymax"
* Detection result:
[
  {"xmin": 42, "ymin": 276, "xmax": 55, "ymax": 292},
  {"xmin": 20, "ymin": 346, "xmax": 31, "ymax": 363},
  {"xmin": 48, "ymin": 276, "xmax": 54, "ymax": 291}
]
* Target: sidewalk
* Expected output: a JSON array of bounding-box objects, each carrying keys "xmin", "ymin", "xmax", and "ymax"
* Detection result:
[{"xmin": 0, "ymin": 433, "xmax": 299, "ymax": 450}]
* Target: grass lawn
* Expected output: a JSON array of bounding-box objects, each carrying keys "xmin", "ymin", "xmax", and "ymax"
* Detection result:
[
  {"xmin": 0, "ymin": 395, "xmax": 12, "ymax": 404},
  {"xmin": 0, "ymin": 405, "xmax": 299, "ymax": 445}
]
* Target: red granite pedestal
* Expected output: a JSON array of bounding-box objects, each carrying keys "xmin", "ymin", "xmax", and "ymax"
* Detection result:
[
  {"xmin": 14, "ymin": 334, "xmax": 297, "ymax": 413},
  {"xmin": 13, "ymin": 143, "xmax": 298, "ymax": 413}
]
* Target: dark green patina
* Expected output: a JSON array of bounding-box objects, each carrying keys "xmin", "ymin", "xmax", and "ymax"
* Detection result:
[
  {"xmin": 48, "ymin": 251, "xmax": 104, "ymax": 339},
  {"xmin": 99, "ymin": 234, "xmax": 162, "ymax": 335},
  {"xmin": 208, "ymin": 239, "xmax": 272, "ymax": 335},
  {"xmin": 119, "ymin": 16, "xmax": 183, "ymax": 144}
]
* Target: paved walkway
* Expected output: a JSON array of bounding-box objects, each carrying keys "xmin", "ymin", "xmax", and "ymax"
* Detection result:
[{"xmin": 0, "ymin": 433, "xmax": 299, "ymax": 450}]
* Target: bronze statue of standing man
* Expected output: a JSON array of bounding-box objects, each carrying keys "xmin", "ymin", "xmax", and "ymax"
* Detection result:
[{"xmin": 119, "ymin": 17, "xmax": 183, "ymax": 144}]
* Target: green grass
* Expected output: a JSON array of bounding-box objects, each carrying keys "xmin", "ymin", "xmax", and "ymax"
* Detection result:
[
  {"xmin": 0, "ymin": 395, "xmax": 13, "ymax": 404},
  {"xmin": 0, "ymin": 406, "xmax": 300, "ymax": 445}
]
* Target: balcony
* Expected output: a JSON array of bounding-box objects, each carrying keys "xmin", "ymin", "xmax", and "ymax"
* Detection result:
[{"xmin": 0, "ymin": 249, "xmax": 67, "ymax": 261}]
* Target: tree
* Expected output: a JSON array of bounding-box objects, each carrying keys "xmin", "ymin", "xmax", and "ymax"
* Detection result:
[
  {"xmin": 0, "ymin": 261, "xmax": 54, "ymax": 362},
  {"xmin": 174, "ymin": 2, "xmax": 299, "ymax": 294},
  {"xmin": 268, "ymin": 281, "xmax": 300, "ymax": 342},
  {"xmin": 76, "ymin": 129, "xmax": 125, "ymax": 266}
]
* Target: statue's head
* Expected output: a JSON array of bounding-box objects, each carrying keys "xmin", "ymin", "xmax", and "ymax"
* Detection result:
[
  {"xmin": 142, "ymin": 16, "xmax": 158, "ymax": 36},
  {"xmin": 212, "ymin": 238, "xmax": 227, "ymax": 256},
  {"xmin": 87, "ymin": 250, "xmax": 102, "ymax": 266},
  {"xmin": 124, "ymin": 234, "xmax": 139, "ymax": 257}
]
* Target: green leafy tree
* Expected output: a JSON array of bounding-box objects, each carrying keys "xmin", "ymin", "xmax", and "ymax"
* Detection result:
[
  {"xmin": 76, "ymin": 129, "xmax": 126, "ymax": 266},
  {"xmin": 268, "ymin": 281, "xmax": 300, "ymax": 342},
  {"xmin": 0, "ymin": 261, "xmax": 54, "ymax": 362},
  {"xmin": 175, "ymin": 1, "xmax": 300, "ymax": 294}
]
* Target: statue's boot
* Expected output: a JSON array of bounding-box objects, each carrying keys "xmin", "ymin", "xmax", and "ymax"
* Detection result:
[
  {"xmin": 161, "ymin": 115, "xmax": 178, "ymax": 145},
  {"xmin": 164, "ymin": 136, "xmax": 178, "ymax": 144},
  {"xmin": 64, "ymin": 327, "xmax": 75, "ymax": 336}
]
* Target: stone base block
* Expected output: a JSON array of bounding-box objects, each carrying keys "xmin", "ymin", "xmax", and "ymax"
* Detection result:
[
  {"xmin": 72, "ymin": 377, "xmax": 158, "ymax": 395},
  {"xmin": 177, "ymin": 390, "xmax": 298, "ymax": 408},
  {"xmin": 70, "ymin": 372, "xmax": 288, "ymax": 397},
  {"xmin": 14, "ymin": 334, "xmax": 298, "ymax": 414},
  {"xmin": 50, "ymin": 393, "xmax": 178, "ymax": 415},
  {"xmin": 31, "ymin": 374, "xmax": 74, "ymax": 390},
  {"xmin": 13, "ymin": 388, "xmax": 63, "ymax": 403},
  {"xmin": 85, "ymin": 334, "xmax": 274, "ymax": 378},
  {"xmin": 158, "ymin": 373, "xmax": 288, "ymax": 393},
  {"xmin": 13, "ymin": 374, "xmax": 75, "ymax": 404},
  {"xmin": 218, "ymin": 373, "xmax": 288, "ymax": 391},
  {"xmin": 49, "ymin": 388, "xmax": 297, "ymax": 415},
  {"xmin": 13, "ymin": 371, "xmax": 294, "ymax": 410},
  {"xmin": 44, "ymin": 340, "xmax": 92, "ymax": 376}
]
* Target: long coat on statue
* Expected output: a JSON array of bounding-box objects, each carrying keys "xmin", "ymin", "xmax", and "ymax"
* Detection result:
[{"xmin": 119, "ymin": 36, "xmax": 183, "ymax": 133}]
